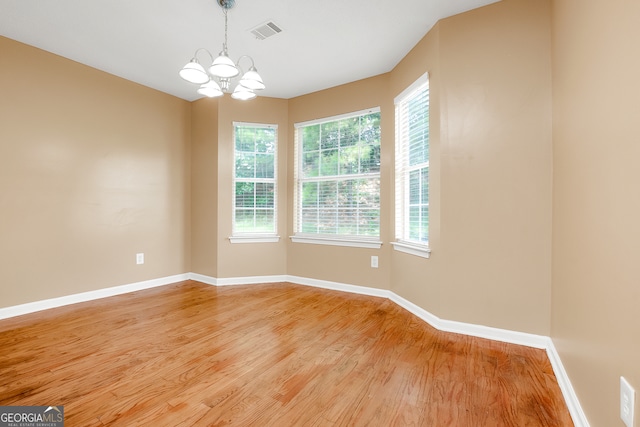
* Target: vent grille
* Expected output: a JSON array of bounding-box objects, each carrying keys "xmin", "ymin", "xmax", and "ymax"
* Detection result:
[{"xmin": 250, "ymin": 21, "xmax": 282, "ymax": 40}]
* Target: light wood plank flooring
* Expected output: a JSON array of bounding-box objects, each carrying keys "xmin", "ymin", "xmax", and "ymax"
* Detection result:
[{"xmin": 0, "ymin": 281, "xmax": 572, "ymax": 426}]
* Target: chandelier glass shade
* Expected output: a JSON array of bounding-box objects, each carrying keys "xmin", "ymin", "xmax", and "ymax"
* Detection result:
[
  {"xmin": 231, "ymin": 83, "xmax": 257, "ymax": 100},
  {"xmin": 179, "ymin": 58, "xmax": 209, "ymax": 84},
  {"xmin": 197, "ymin": 79, "xmax": 223, "ymax": 98},
  {"xmin": 209, "ymin": 51, "xmax": 239, "ymax": 79},
  {"xmin": 179, "ymin": 0, "xmax": 265, "ymax": 100}
]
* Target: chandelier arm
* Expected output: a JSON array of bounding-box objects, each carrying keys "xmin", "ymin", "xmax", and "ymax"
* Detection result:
[
  {"xmin": 194, "ymin": 48, "xmax": 214, "ymax": 65},
  {"xmin": 235, "ymin": 55, "xmax": 256, "ymax": 69},
  {"xmin": 234, "ymin": 63, "xmax": 245, "ymax": 78}
]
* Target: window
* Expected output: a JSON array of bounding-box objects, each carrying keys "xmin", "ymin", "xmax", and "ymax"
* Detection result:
[
  {"xmin": 293, "ymin": 108, "xmax": 381, "ymax": 248},
  {"xmin": 394, "ymin": 73, "xmax": 430, "ymax": 258},
  {"xmin": 231, "ymin": 122, "xmax": 278, "ymax": 243}
]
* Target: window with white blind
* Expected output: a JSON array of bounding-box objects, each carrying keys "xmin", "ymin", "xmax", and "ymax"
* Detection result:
[
  {"xmin": 231, "ymin": 122, "xmax": 278, "ymax": 243},
  {"xmin": 292, "ymin": 108, "xmax": 382, "ymax": 248},
  {"xmin": 393, "ymin": 73, "xmax": 430, "ymax": 258}
]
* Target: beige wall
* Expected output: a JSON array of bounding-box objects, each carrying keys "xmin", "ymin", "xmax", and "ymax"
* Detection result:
[
  {"xmin": 190, "ymin": 98, "xmax": 219, "ymax": 277},
  {"xmin": 387, "ymin": 0, "xmax": 554, "ymax": 335},
  {"xmin": 389, "ymin": 17, "xmax": 444, "ymax": 323},
  {"xmin": 0, "ymin": 37, "xmax": 191, "ymax": 308},
  {"xmin": 552, "ymin": 0, "xmax": 640, "ymax": 425},
  {"xmin": 437, "ymin": 0, "xmax": 553, "ymax": 334}
]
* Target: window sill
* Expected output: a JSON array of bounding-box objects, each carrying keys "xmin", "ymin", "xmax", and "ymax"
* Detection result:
[
  {"xmin": 290, "ymin": 235, "xmax": 382, "ymax": 249},
  {"xmin": 229, "ymin": 235, "xmax": 280, "ymax": 244},
  {"xmin": 392, "ymin": 241, "xmax": 431, "ymax": 258}
]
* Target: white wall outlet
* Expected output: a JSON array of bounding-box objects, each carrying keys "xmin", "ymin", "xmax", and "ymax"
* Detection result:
[
  {"xmin": 371, "ymin": 255, "xmax": 379, "ymax": 268},
  {"xmin": 621, "ymin": 376, "xmax": 636, "ymax": 427},
  {"xmin": 136, "ymin": 253, "xmax": 144, "ymax": 265}
]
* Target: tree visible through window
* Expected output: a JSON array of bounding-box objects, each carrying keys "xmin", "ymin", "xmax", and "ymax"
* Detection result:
[
  {"xmin": 294, "ymin": 108, "xmax": 381, "ymax": 239},
  {"xmin": 233, "ymin": 123, "xmax": 277, "ymax": 235}
]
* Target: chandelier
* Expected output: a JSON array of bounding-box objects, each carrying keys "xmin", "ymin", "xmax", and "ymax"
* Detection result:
[{"xmin": 179, "ymin": 0, "xmax": 265, "ymax": 100}]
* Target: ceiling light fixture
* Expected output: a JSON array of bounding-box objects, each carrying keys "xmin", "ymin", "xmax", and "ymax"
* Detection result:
[{"xmin": 179, "ymin": 0, "xmax": 265, "ymax": 100}]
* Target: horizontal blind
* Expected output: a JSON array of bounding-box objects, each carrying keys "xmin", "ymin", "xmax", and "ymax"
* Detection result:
[
  {"xmin": 233, "ymin": 123, "xmax": 277, "ymax": 235},
  {"xmin": 294, "ymin": 108, "xmax": 381, "ymax": 239},
  {"xmin": 395, "ymin": 74, "xmax": 429, "ymax": 245}
]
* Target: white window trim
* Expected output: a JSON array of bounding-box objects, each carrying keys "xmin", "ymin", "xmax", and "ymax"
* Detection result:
[
  {"xmin": 394, "ymin": 72, "xmax": 430, "ymax": 255},
  {"xmin": 293, "ymin": 107, "xmax": 382, "ymax": 245},
  {"xmin": 391, "ymin": 241, "xmax": 431, "ymax": 258},
  {"xmin": 294, "ymin": 107, "xmax": 380, "ymax": 129},
  {"xmin": 290, "ymin": 234, "xmax": 382, "ymax": 249},
  {"xmin": 232, "ymin": 122, "xmax": 278, "ymax": 238},
  {"xmin": 229, "ymin": 235, "xmax": 280, "ymax": 244}
]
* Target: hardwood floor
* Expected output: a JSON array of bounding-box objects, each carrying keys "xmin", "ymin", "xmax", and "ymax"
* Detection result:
[{"xmin": 0, "ymin": 281, "xmax": 573, "ymax": 426}]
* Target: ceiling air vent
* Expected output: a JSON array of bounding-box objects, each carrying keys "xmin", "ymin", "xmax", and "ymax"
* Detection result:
[{"xmin": 250, "ymin": 21, "xmax": 282, "ymax": 40}]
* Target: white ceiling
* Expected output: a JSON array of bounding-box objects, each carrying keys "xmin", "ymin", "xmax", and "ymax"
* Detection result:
[{"xmin": 0, "ymin": 0, "xmax": 498, "ymax": 101}]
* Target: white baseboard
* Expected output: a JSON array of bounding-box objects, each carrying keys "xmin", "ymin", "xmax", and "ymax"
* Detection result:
[
  {"xmin": 0, "ymin": 272, "xmax": 588, "ymax": 426},
  {"xmin": 188, "ymin": 272, "xmax": 217, "ymax": 286},
  {"xmin": 546, "ymin": 339, "xmax": 590, "ymax": 427},
  {"xmin": 287, "ymin": 275, "xmax": 392, "ymax": 299},
  {"xmin": 217, "ymin": 274, "xmax": 289, "ymax": 286},
  {"xmin": 436, "ymin": 316, "xmax": 550, "ymax": 349},
  {"xmin": 387, "ymin": 291, "xmax": 442, "ymax": 329},
  {"xmin": 0, "ymin": 273, "xmax": 189, "ymax": 321},
  {"xmin": 188, "ymin": 273, "xmax": 289, "ymax": 287}
]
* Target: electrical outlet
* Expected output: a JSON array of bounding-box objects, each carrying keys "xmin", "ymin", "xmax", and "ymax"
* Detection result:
[
  {"xmin": 621, "ymin": 376, "xmax": 635, "ymax": 427},
  {"xmin": 136, "ymin": 253, "xmax": 144, "ymax": 265},
  {"xmin": 371, "ymin": 256, "xmax": 378, "ymax": 268}
]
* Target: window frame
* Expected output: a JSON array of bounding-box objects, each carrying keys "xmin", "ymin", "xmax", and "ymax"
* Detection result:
[
  {"xmin": 230, "ymin": 122, "xmax": 279, "ymax": 244},
  {"xmin": 292, "ymin": 108, "xmax": 382, "ymax": 249},
  {"xmin": 393, "ymin": 72, "xmax": 431, "ymax": 258}
]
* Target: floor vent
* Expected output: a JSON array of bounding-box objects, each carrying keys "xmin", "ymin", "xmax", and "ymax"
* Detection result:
[{"xmin": 250, "ymin": 21, "xmax": 282, "ymax": 40}]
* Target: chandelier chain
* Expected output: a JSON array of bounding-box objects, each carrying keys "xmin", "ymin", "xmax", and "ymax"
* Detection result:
[{"xmin": 223, "ymin": 7, "xmax": 229, "ymax": 52}]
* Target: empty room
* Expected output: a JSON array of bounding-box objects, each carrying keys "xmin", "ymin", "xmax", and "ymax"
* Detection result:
[{"xmin": 1, "ymin": 0, "xmax": 638, "ymax": 425}]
